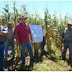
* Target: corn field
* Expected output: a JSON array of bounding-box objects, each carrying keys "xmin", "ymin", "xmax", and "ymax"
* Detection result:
[{"xmin": 1, "ymin": 2, "xmax": 72, "ymax": 71}]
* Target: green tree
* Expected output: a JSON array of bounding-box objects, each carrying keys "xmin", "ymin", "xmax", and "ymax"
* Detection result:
[
  {"xmin": 44, "ymin": 8, "xmax": 51, "ymax": 30},
  {"xmin": 3, "ymin": 4, "xmax": 10, "ymax": 22}
]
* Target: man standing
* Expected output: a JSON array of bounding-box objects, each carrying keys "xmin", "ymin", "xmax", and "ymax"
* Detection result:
[
  {"xmin": 0, "ymin": 17, "xmax": 7, "ymax": 70},
  {"xmin": 41, "ymin": 25, "xmax": 47, "ymax": 53},
  {"xmin": 62, "ymin": 22, "xmax": 72, "ymax": 62},
  {"xmin": 14, "ymin": 16, "xmax": 34, "ymax": 65},
  {"xmin": 4, "ymin": 22, "xmax": 15, "ymax": 60},
  {"xmin": 40, "ymin": 25, "xmax": 48, "ymax": 58}
]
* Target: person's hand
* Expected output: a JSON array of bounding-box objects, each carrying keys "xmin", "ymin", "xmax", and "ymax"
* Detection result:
[
  {"xmin": 31, "ymin": 40, "xmax": 34, "ymax": 43},
  {"xmin": 16, "ymin": 39, "xmax": 20, "ymax": 44},
  {"xmin": 14, "ymin": 39, "xmax": 16, "ymax": 42},
  {"xmin": 1, "ymin": 31, "xmax": 8, "ymax": 36}
]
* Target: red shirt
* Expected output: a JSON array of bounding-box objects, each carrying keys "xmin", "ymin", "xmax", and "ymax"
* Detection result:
[{"xmin": 14, "ymin": 23, "xmax": 31, "ymax": 43}]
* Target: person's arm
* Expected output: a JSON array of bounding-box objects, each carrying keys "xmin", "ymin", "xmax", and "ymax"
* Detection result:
[
  {"xmin": 29, "ymin": 32, "xmax": 33, "ymax": 42},
  {"xmin": 29, "ymin": 24, "xmax": 33, "ymax": 42},
  {"xmin": 45, "ymin": 30, "xmax": 47, "ymax": 44},
  {"xmin": 0, "ymin": 27, "xmax": 8, "ymax": 36},
  {"xmin": 14, "ymin": 25, "xmax": 20, "ymax": 44},
  {"xmin": 15, "ymin": 35, "xmax": 20, "ymax": 44},
  {"xmin": 61, "ymin": 32, "xmax": 64, "ymax": 43},
  {"xmin": 45, "ymin": 29, "xmax": 47, "ymax": 38}
]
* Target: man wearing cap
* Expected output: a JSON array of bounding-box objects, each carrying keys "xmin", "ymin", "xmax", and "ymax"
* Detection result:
[
  {"xmin": 4, "ymin": 22, "xmax": 15, "ymax": 61},
  {"xmin": 0, "ymin": 17, "xmax": 8, "ymax": 70},
  {"xmin": 14, "ymin": 16, "xmax": 34, "ymax": 65},
  {"xmin": 62, "ymin": 22, "xmax": 72, "ymax": 62}
]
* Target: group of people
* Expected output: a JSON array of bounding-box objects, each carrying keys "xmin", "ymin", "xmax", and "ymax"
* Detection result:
[
  {"xmin": 0, "ymin": 16, "xmax": 47, "ymax": 70},
  {"xmin": 0, "ymin": 20, "xmax": 15, "ymax": 70},
  {"xmin": 0, "ymin": 16, "xmax": 72, "ymax": 70}
]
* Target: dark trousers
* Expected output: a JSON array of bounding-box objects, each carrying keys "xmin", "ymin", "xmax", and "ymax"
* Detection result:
[
  {"xmin": 62, "ymin": 41, "xmax": 72, "ymax": 60},
  {"xmin": 41, "ymin": 37, "xmax": 45, "ymax": 52},
  {"xmin": 4, "ymin": 40, "xmax": 15, "ymax": 59},
  {"xmin": 0, "ymin": 42, "xmax": 4, "ymax": 70},
  {"xmin": 20, "ymin": 42, "xmax": 34, "ymax": 64}
]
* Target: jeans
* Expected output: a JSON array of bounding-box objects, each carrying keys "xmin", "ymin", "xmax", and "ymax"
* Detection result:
[
  {"xmin": 62, "ymin": 41, "xmax": 72, "ymax": 60},
  {"xmin": 41, "ymin": 37, "xmax": 46, "ymax": 52},
  {"xmin": 4, "ymin": 40, "xmax": 15, "ymax": 58},
  {"xmin": 20, "ymin": 42, "xmax": 34, "ymax": 64},
  {"xmin": 0, "ymin": 42, "xmax": 4, "ymax": 70}
]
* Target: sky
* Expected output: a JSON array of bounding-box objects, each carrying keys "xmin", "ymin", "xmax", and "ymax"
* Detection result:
[{"xmin": 0, "ymin": 1, "xmax": 72, "ymax": 19}]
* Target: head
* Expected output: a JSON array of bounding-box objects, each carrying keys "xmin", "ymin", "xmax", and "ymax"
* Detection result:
[
  {"xmin": 7, "ymin": 22, "xmax": 12, "ymax": 29},
  {"xmin": 19, "ymin": 16, "xmax": 28, "ymax": 24},
  {"xmin": 67, "ymin": 23, "xmax": 72, "ymax": 29}
]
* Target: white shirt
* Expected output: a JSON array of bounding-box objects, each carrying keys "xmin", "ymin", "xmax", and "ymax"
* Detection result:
[{"xmin": 42, "ymin": 29, "xmax": 46, "ymax": 37}]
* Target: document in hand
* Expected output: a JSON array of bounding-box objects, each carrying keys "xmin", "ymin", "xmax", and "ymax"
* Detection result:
[{"xmin": 30, "ymin": 24, "xmax": 43, "ymax": 43}]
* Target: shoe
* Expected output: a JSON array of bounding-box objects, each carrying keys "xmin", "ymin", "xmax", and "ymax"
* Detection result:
[
  {"xmin": 30, "ymin": 58, "xmax": 34, "ymax": 66},
  {"xmin": 40, "ymin": 52, "xmax": 43, "ymax": 58},
  {"xmin": 67, "ymin": 59, "xmax": 72, "ymax": 65},
  {"xmin": 20, "ymin": 63, "xmax": 26, "ymax": 70},
  {"xmin": 43, "ymin": 51, "xmax": 48, "ymax": 55},
  {"xmin": 30, "ymin": 62, "xmax": 33, "ymax": 66}
]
